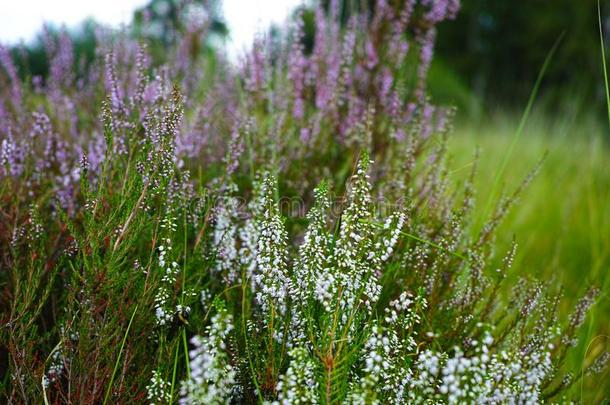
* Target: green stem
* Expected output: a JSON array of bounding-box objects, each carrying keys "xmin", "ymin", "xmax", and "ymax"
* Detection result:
[
  {"xmin": 362, "ymin": 219, "xmax": 467, "ymax": 260},
  {"xmin": 103, "ymin": 304, "xmax": 138, "ymax": 405},
  {"xmin": 170, "ymin": 339, "xmax": 180, "ymax": 404}
]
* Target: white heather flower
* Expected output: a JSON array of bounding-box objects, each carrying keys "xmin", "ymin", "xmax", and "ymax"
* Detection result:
[
  {"xmin": 334, "ymin": 156, "xmax": 379, "ymax": 315},
  {"xmin": 401, "ymin": 330, "xmax": 556, "ymax": 404},
  {"xmin": 238, "ymin": 217, "xmax": 258, "ymax": 288},
  {"xmin": 296, "ymin": 182, "xmax": 331, "ymax": 298},
  {"xmin": 376, "ymin": 212, "xmax": 406, "ymax": 262},
  {"xmin": 314, "ymin": 271, "xmax": 336, "ymax": 312},
  {"xmin": 200, "ymin": 289, "xmax": 212, "ymax": 310},
  {"xmin": 254, "ymin": 173, "xmax": 291, "ymax": 318},
  {"xmin": 238, "ymin": 173, "xmax": 265, "ymax": 290},
  {"xmin": 291, "ymin": 181, "xmax": 332, "ymax": 340},
  {"xmin": 348, "ymin": 325, "xmax": 401, "ymax": 404},
  {"xmin": 180, "ymin": 308, "xmax": 236, "ymax": 404},
  {"xmin": 384, "ymin": 291, "xmax": 426, "ymax": 352},
  {"xmin": 589, "ymin": 352, "xmax": 610, "ymax": 375},
  {"xmin": 154, "ymin": 244, "xmax": 181, "ymax": 326},
  {"xmin": 275, "ymin": 347, "xmax": 318, "ymax": 405},
  {"xmin": 160, "ymin": 213, "xmax": 177, "ymax": 232},
  {"xmin": 43, "ymin": 349, "xmax": 65, "ymax": 388},
  {"xmin": 146, "ymin": 370, "xmax": 171, "ymax": 404},
  {"xmin": 212, "ymin": 183, "xmax": 240, "ymax": 283}
]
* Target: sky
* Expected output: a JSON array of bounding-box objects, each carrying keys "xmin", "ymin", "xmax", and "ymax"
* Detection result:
[
  {"xmin": 0, "ymin": 0, "xmax": 303, "ymax": 57},
  {"xmin": 223, "ymin": 0, "xmax": 303, "ymax": 56}
]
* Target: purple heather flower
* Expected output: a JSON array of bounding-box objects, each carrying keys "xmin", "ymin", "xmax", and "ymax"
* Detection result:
[
  {"xmin": 365, "ymin": 40, "xmax": 378, "ymax": 70},
  {"xmin": 1, "ymin": 127, "xmax": 26, "ymax": 177},
  {"xmin": 288, "ymin": 13, "xmax": 307, "ymax": 120},
  {"xmin": 0, "ymin": 45, "xmax": 22, "ymax": 109},
  {"xmin": 242, "ymin": 36, "xmax": 269, "ymax": 95},
  {"xmin": 423, "ymin": 0, "xmax": 461, "ymax": 23},
  {"xmin": 299, "ymin": 127, "xmax": 310, "ymax": 143},
  {"xmin": 105, "ymin": 52, "xmax": 124, "ymax": 113},
  {"xmin": 31, "ymin": 111, "xmax": 52, "ymax": 139},
  {"xmin": 416, "ymin": 28, "xmax": 437, "ymax": 102}
]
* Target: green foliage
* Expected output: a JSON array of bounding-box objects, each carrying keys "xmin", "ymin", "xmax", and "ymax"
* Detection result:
[{"xmin": 436, "ymin": 0, "xmax": 608, "ymax": 109}]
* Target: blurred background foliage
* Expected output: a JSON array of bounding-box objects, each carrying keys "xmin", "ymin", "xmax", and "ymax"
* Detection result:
[
  {"xmin": 434, "ymin": 0, "xmax": 608, "ymax": 121},
  {"xmin": 6, "ymin": 0, "xmax": 610, "ymax": 122},
  {"xmin": 312, "ymin": 0, "xmax": 610, "ymax": 121}
]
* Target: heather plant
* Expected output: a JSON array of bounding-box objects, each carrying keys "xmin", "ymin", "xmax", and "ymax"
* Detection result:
[{"xmin": 0, "ymin": 0, "xmax": 608, "ymax": 404}]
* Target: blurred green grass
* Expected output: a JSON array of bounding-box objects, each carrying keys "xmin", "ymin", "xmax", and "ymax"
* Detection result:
[{"xmin": 448, "ymin": 112, "xmax": 610, "ymax": 399}]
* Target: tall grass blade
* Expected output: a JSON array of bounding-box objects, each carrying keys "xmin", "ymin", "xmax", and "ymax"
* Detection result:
[
  {"xmin": 103, "ymin": 305, "xmax": 139, "ymax": 405},
  {"xmin": 599, "ymin": 0, "xmax": 610, "ymax": 129},
  {"xmin": 483, "ymin": 32, "xmax": 564, "ymax": 219}
]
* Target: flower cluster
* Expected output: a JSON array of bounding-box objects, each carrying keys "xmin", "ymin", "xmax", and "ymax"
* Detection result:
[
  {"xmin": 274, "ymin": 347, "xmax": 318, "ymax": 405},
  {"xmin": 347, "ymin": 325, "xmax": 401, "ymax": 404},
  {"xmin": 253, "ymin": 173, "xmax": 291, "ymax": 318},
  {"xmin": 154, "ymin": 242, "xmax": 183, "ymax": 326},
  {"xmin": 406, "ymin": 333, "xmax": 554, "ymax": 404},
  {"xmin": 294, "ymin": 181, "xmax": 333, "ymax": 323},
  {"xmin": 42, "ymin": 350, "xmax": 65, "ymax": 389},
  {"xmin": 333, "ymin": 156, "xmax": 379, "ymax": 314},
  {"xmin": 179, "ymin": 308, "xmax": 236, "ymax": 404},
  {"xmin": 146, "ymin": 370, "xmax": 171, "ymax": 404},
  {"xmin": 211, "ymin": 184, "xmax": 241, "ymax": 284}
]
